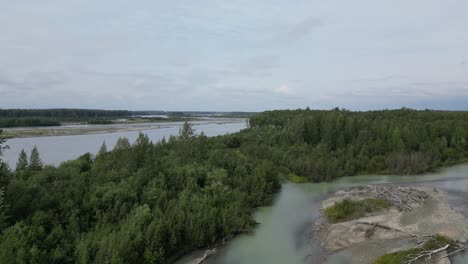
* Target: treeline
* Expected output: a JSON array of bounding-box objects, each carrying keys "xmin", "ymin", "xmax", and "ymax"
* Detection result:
[
  {"xmin": 0, "ymin": 109, "xmax": 130, "ymax": 119},
  {"xmin": 0, "ymin": 118, "xmax": 61, "ymax": 128},
  {"xmin": 0, "ymin": 109, "xmax": 467, "ymax": 263},
  {"xmin": 0, "ymin": 125, "xmax": 280, "ymax": 264},
  {"xmin": 0, "ymin": 109, "xmax": 131, "ymax": 128},
  {"xmin": 247, "ymin": 108, "xmax": 468, "ymax": 180}
]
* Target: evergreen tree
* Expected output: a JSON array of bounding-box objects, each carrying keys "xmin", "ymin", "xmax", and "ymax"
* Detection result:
[
  {"xmin": 29, "ymin": 146, "xmax": 43, "ymax": 171},
  {"xmin": 0, "ymin": 130, "xmax": 8, "ymax": 157},
  {"xmin": 16, "ymin": 150, "xmax": 29, "ymax": 171},
  {"xmin": 98, "ymin": 141, "xmax": 108, "ymax": 156},
  {"xmin": 0, "ymin": 130, "xmax": 8, "ymax": 231},
  {"xmin": 0, "ymin": 130, "xmax": 9, "ymax": 189},
  {"xmin": 114, "ymin": 137, "xmax": 131, "ymax": 150},
  {"xmin": 0, "ymin": 187, "xmax": 5, "ymax": 230}
]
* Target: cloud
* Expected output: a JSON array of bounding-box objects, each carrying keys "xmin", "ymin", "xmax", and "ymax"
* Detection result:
[
  {"xmin": 347, "ymin": 81, "xmax": 468, "ymax": 98},
  {"xmin": 285, "ymin": 17, "xmax": 322, "ymax": 40},
  {"xmin": 1, "ymin": 1, "xmax": 468, "ymax": 111},
  {"xmin": 351, "ymin": 75, "xmax": 407, "ymax": 83},
  {"xmin": 274, "ymin": 84, "xmax": 296, "ymax": 95}
]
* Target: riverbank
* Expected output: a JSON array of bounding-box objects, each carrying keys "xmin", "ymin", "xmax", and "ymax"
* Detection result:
[
  {"xmin": 1, "ymin": 118, "xmax": 246, "ymax": 138},
  {"xmin": 317, "ymin": 185, "xmax": 468, "ymax": 263},
  {"xmin": 172, "ymin": 164, "xmax": 468, "ymax": 264}
]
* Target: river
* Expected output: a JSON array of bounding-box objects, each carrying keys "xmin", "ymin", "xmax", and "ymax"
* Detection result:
[
  {"xmin": 176, "ymin": 164, "xmax": 468, "ymax": 264},
  {"xmin": 2, "ymin": 121, "xmax": 468, "ymax": 263},
  {"xmin": 1, "ymin": 119, "xmax": 247, "ymax": 167}
]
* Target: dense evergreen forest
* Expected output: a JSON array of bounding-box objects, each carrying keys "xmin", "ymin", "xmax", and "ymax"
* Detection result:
[
  {"xmin": 0, "ymin": 108, "xmax": 467, "ymax": 263},
  {"xmin": 247, "ymin": 108, "xmax": 468, "ymax": 180},
  {"xmin": 0, "ymin": 109, "xmax": 131, "ymax": 128}
]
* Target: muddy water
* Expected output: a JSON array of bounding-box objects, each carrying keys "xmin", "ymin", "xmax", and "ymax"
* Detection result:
[{"xmin": 177, "ymin": 164, "xmax": 468, "ymax": 264}]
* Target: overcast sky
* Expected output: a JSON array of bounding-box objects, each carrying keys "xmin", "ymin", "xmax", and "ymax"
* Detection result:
[{"xmin": 0, "ymin": 0, "xmax": 467, "ymax": 111}]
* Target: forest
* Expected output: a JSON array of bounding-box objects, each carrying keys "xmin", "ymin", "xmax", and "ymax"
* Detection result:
[
  {"xmin": 0, "ymin": 109, "xmax": 253, "ymax": 128},
  {"xmin": 0, "ymin": 108, "xmax": 467, "ymax": 263},
  {"xmin": 0, "ymin": 109, "xmax": 132, "ymax": 128},
  {"xmin": 0, "ymin": 109, "xmax": 131, "ymax": 119}
]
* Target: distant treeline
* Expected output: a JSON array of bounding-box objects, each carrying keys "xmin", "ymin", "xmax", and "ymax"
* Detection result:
[
  {"xmin": 0, "ymin": 109, "xmax": 131, "ymax": 119},
  {"xmin": 0, "ymin": 109, "xmax": 253, "ymax": 121},
  {"xmin": 0, "ymin": 109, "xmax": 132, "ymax": 128},
  {"xmin": 0, "ymin": 118, "xmax": 61, "ymax": 128}
]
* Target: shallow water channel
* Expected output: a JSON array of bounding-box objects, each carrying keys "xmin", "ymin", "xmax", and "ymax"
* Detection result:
[{"xmin": 177, "ymin": 164, "xmax": 468, "ymax": 264}]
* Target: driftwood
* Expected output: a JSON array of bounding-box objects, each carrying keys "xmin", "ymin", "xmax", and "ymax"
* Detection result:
[
  {"xmin": 356, "ymin": 221, "xmax": 434, "ymax": 242},
  {"xmin": 403, "ymin": 244, "xmax": 449, "ymax": 264},
  {"xmin": 427, "ymin": 247, "xmax": 465, "ymax": 263},
  {"xmin": 191, "ymin": 248, "xmax": 217, "ymax": 264},
  {"xmin": 357, "ymin": 221, "xmax": 467, "ymax": 263},
  {"xmin": 368, "ymin": 185, "xmax": 429, "ymax": 211}
]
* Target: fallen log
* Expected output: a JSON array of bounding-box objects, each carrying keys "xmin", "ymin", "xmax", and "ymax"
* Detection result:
[
  {"xmin": 191, "ymin": 248, "xmax": 217, "ymax": 264},
  {"xmin": 368, "ymin": 185, "xmax": 428, "ymax": 211},
  {"xmin": 403, "ymin": 244, "xmax": 449, "ymax": 264}
]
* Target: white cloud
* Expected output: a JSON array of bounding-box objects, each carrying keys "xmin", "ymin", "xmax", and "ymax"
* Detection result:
[{"xmin": 274, "ymin": 84, "xmax": 295, "ymax": 96}]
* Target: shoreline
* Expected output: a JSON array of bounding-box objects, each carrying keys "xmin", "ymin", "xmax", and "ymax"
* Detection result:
[
  {"xmin": 1, "ymin": 118, "xmax": 247, "ymax": 139},
  {"xmin": 178, "ymin": 163, "xmax": 468, "ymax": 264},
  {"xmin": 317, "ymin": 185, "xmax": 468, "ymax": 263}
]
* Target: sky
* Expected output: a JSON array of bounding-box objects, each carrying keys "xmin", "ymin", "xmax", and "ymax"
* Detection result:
[{"xmin": 0, "ymin": 0, "xmax": 467, "ymax": 111}]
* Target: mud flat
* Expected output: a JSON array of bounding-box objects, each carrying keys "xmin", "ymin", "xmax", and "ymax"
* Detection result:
[{"xmin": 316, "ymin": 185, "xmax": 468, "ymax": 264}]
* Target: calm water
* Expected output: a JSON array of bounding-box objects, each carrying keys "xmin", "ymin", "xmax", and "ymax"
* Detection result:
[
  {"xmin": 3, "ymin": 122, "xmax": 468, "ymax": 263},
  {"xmin": 177, "ymin": 164, "xmax": 468, "ymax": 264},
  {"xmin": 2, "ymin": 120, "xmax": 247, "ymax": 167}
]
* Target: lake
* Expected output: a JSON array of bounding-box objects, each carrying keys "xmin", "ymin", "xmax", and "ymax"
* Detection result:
[
  {"xmin": 1, "ymin": 119, "xmax": 247, "ymax": 167},
  {"xmin": 176, "ymin": 164, "xmax": 468, "ymax": 264}
]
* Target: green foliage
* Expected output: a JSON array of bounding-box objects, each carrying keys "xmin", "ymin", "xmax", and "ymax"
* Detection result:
[
  {"xmin": 0, "ymin": 130, "xmax": 280, "ymax": 263},
  {"xmin": 0, "ymin": 130, "xmax": 8, "ymax": 157},
  {"xmin": 0, "ymin": 109, "xmax": 467, "ymax": 263},
  {"xmin": 0, "ymin": 130, "xmax": 9, "ymax": 231},
  {"xmin": 98, "ymin": 142, "xmax": 108, "ymax": 156},
  {"xmin": 0, "ymin": 109, "xmax": 130, "ymax": 119},
  {"xmin": 179, "ymin": 122, "xmax": 195, "ymax": 143},
  {"xmin": 16, "ymin": 150, "xmax": 29, "ymax": 172},
  {"xmin": 0, "ymin": 117, "xmax": 61, "ymax": 128},
  {"xmin": 285, "ymin": 173, "xmax": 308, "ymax": 183},
  {"xmin": 373, "ymin": 235, "xmax": 452, "ymax": 264},
  {"xmin": 29, "ymin": 147, "xmax": 43, "ymax": 171},
  {"xmin": 325, "ymin": 198, "xmax": 391, "ymax": 223},
  {"xmin": 248, "ymin": 108, "xmax": 468, "ymax": 180}
]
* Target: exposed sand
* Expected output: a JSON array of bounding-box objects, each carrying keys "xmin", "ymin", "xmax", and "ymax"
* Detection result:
[
  {"xmin": 317, "ymin": 186, "xmax": 468, "ymax": 263},
  {"xmin": 2, "ymin": 118, "xmax": 246, "ymax": 138}
]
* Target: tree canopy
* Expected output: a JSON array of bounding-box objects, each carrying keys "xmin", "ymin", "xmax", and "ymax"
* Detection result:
[{"xmin": 0, "ymin": 109, "xmax": 467, "ymax": 263}]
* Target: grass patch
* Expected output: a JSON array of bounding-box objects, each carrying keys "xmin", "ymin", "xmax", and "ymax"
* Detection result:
[
  {"xmin": 373, "ymin": 235, "xmax": 452, "ymax": 264},
  {"xmin": 286, "ymin": 173, "xmax": 308, "ymax": 183},
  {"xmin": 325, "ymin": 198, "xmax": 391, "ymax": 223}
]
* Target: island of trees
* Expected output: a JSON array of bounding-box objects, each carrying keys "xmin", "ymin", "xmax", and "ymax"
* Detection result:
[{"xmin": 0, "ymin": 108, "xmax": 467, "ymax": 263}]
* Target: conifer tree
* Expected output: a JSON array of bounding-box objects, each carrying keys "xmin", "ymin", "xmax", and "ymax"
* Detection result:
[
  {"xmin": 98, "ymin": 141, "xmax": 108, "ymax": 156},
  {"xmin": 114, "ymin": 137, "xmax": 131, "ymax": 150},
  {"xmin": 29, "ymin": 146, "xmax": 43, "ymax": 171},
  {"xmin": 16, "ymin": 149, "xmax": 29, "ymax": 171}
]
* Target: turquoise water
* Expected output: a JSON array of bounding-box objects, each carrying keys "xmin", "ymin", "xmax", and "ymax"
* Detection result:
[{"xmin": 181, "ymin": 164, "xmax": 468, "ymax": 264}]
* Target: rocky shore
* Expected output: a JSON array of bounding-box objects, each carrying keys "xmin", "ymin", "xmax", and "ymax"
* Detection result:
[{"xmin": 316, "ymin": 185, "xmax": 468, "ymax": 263}]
